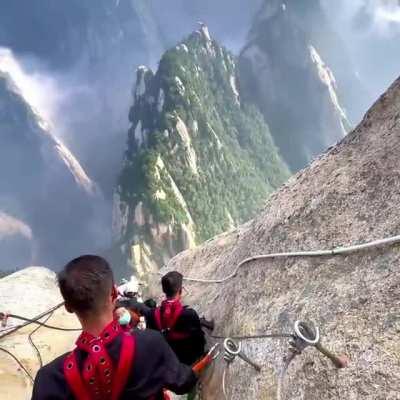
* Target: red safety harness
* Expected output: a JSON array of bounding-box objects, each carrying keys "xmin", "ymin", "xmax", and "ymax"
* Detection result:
[
  {"xmin": 154, "ymin": 299, "xmax": 189, "ymax": 341},
  {"xmin": 63, "ymin": 320, "xmax": 134, "ymax": 400}
]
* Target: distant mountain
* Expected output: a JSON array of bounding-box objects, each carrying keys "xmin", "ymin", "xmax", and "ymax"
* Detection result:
[
  {"xmin": 0, "ymin": 70, "xmax": 106, "ymax": 270},
  {"xmin": 0, "ymin": 0, "xmax": 166, "ymax": 199},
  {"xmin": 113, "ymin": 26, "xmax": 289, "ymax": 276},
  {"xmin": 239, "ymin": 0, "xmax": 365, "ymax": 171}
]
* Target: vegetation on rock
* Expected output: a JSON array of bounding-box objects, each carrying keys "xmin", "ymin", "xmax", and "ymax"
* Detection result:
[{"xmin": 116, "ymin": 26, "xmax": 289, "ymax": 273}]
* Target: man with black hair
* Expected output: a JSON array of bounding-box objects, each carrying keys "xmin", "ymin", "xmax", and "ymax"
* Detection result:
[
  {"xmin": 31, "ymin": 256, "xmax": 214, "ymax": 400},
  {"xmin": 121, "ymin": 271, "xmax": 206, "ymax": 366}
]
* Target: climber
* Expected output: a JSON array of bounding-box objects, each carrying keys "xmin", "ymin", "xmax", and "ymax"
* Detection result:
[
  {"xmin": 114, "ymin": 306, "xmax": 140, "ymax": 330},
  {"xmin": 121, "ymin": 271, "xmax": 206, "ymax": 366},
  {"xmin": 31, "ymin": 256, "xmax": 216, "ymax": 400}
]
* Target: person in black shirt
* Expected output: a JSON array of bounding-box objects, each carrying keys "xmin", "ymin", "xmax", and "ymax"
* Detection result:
[
  {"xmin": 120, "ymin": 271, "xmax": 206, "ymax": 366},
  {"xmin": 31, "ymin": 256, "xmax": 214, "ymax": 400}
]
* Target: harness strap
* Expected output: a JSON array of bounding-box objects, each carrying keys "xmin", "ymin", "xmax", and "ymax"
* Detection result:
[
  {"xmin": 167, "ymin": 331, "xmax": 191, "ymax": 340},
  {"xmin": 111, "ymin": 333, "xmax": 135, "ymax": 400},
  {"xmin": 64, "ymin": 331, "xmax": 136, "ymax": 400},
  {"xmin": 154, "ymin": 300, "xmax": 189, "ymax": 341},
  {"xmin": 64, "ymin": 351, "xmax": 91, "ymax": 400},
  {"xmin": 154, "ymin": 307, "xmax": 162, "ymax": 331}
]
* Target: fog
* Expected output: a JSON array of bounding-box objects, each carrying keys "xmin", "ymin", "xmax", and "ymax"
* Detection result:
[
  {"xmin": 321, "ymin": 0, "xmax": 400, "ymax": 102},
  {"xmin": 0, "ymin": 0, "xmax": 399, "ymax": 272}
]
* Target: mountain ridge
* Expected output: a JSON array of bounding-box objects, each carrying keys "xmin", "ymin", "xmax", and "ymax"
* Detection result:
[
  {"xmin": 239, "ymin": 0, "xmax": 358, "ymax": 171},
  {"xmin": 0, "ymin": 69, "xmax": 106, "ymax": 269},
  {"xmin": 114, "ymin": 26, "xmax": 289, "ymax": 277}
]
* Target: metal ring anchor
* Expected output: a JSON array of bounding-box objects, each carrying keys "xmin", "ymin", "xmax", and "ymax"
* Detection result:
[
  {"xmin": 223, "ymin": 338, "xmax": 241, "ymax": 363},
  {"xmin": 223, "ymin": 338, "xmax": 262, "ymax": 372},
  {"xmin": 294, "ymin": 321, "xmax": 320, "ymax": 345}
]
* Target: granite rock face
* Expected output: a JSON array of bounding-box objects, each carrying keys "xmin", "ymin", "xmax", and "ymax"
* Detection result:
[
  {"xmin": 0, "ymin": 70, "xmax": 107, "ymax": 270},
  {"xmin": 239, "ymin": 0, "xmax": 358, "ymax": 172},
  {"xmin": 0, "ymin": 267, "xmax": 79, "ymax": 400},
  {"xmin": 153, "ymin": 76, "xmax": 400, "ymax": 399}
]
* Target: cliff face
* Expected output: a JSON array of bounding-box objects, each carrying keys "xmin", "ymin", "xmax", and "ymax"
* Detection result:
[
  {"xmin": 114, "ymin": 26, "xmax": 289, "ymax": 277},
  {"xmin": 239, "ymin": 0, "xmax": 357, "ymax": 172},
  {"xmin": 152, "ymin": 76, "xmax": 400, "ymax": 399},
  {"xmin": 0, "ymin": 0, "xmax": 166, "ymax": 199},
  {"xmin": 0, "ymin": 71, "xmax": 105, "ymax": 269}
]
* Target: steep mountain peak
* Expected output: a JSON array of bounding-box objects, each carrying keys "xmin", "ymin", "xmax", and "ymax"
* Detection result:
[
  {"xmin": 0, "ymin": 69, "xmax": 96, "ymax": 196},
  {"xmin": 197, "ymin": 22, "xmax": 212, "ymax": 42},
  {"xmin": 114, "ymin": 26, "xmax": 289, "ymax": 277},
  {"xmin": 239, "ymin": 0, "xmax": 357, "ymax": 172},
  {"xmin": 0, "ymin": 65, "xmax": 106, "ymax": 268},
  {"xmin": 308, "ymin": 45, "xmax": 352, "ymax": 134}
]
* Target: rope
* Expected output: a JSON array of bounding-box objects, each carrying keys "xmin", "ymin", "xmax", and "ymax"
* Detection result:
[
  {"xmin": 220, "ymin": 340, "xmax": 298, "ymax": 400},
  {"xmin": 276, "ymin": 352, "xmax": 297, "ymax": 400},
  {"xmin": 0, "ymin": 302, "xmax": 66, "ymax": 340},
  {"xmin": 211, "ymin": 333, "xmax": 294, "ymax": 340},
  {"xmin": 28, "ymin": 312, "xmax": 54, "ymax": 368},
  {"xmin": 216, "ymin": 321, "xmax": 325, "ymax": 399},
  {"xmin": 176, "ymin": 234, "xmax": 400, "ymax": 284},
  {"xmin": 0, "ymin": 346, "xmax": 34, "ymax": 384},
  {"xmin": 2, "ymin": 313, "xmax": 81, "ymax": 332},
  {"xmin": 222, "ymin": 366, "xmax": 229, "ymax": 399},
  {"xmin": 0, "ymin": 302, "xmax": 82, "ymax": 389},
  {"xmin": 0, "ymin": 302, "xmax": 81, "ymax": 386}
]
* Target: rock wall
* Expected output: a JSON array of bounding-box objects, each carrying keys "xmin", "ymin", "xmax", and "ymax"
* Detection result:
[
  {"xmin": 0, "ymin": 267, "xmax": 79, "ymax": 400},
  {"xmin": 239, "ymin": 0, "xmax": 356, "ymax": 172},
  {"xmin": 0, "ymin": 70, "xmax": 107, "ymax": 270},
  {"xmin": 151, "ymin": 76, "xmax": 400, "ymax": 399}
]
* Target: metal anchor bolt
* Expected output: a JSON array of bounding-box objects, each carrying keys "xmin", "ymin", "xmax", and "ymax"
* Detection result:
[
  {"xmin": 223, "ymin": 338, "xmax": 262, "ymax": 372},
  {"xmin": 294, "ymin": 321, "xmax": 349, "ymax": 369}
]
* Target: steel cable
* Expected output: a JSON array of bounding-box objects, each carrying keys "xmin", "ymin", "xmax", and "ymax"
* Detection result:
[
  {"xmin": 28, "ymin": 312, "xmax": 54, "ymax": 368},
  {"xmin": 0, "ymin": 302, "xmax": 66, "ymax": 340},
  {"xmin": 1, "ymin": 312, "xmax": 81, "ymax": 333},
  {"xmin": 170, "ymin": 234, "xmax": 400, "ymax": 284},
  {"xmin": 0, "ymin": 346, "xmax": 34, "ymax": 383}
]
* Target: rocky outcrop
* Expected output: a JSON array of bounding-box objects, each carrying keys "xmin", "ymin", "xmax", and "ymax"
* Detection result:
[
  {"xmin": 152, "ymin": 76, "xmax": 400, "ymax": 399},
  {"xmin": 0, "ymin": 267, "xmax": 78, "ymax": 400},
  {"xmin": 114, "ymin": 26, "xmax": 289, "ymax": 276},
  {"xmin": 239, "ymin": 0, "xmax": 358, "ymax": 172},
  {"xmin": 0, "ymin": 70, "xmax": 105, "ymax": 269}
]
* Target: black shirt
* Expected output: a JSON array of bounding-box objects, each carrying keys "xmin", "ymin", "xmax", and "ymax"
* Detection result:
[
  {"xmin": 31, "ymin": 329, "xmax": 197, "ymax": 400},
  {"xmin": 119, "ymin": 300, "xmax": 206, "ymax": 366}
]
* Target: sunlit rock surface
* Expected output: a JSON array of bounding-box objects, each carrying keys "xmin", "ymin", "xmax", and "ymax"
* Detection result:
[
  {"xmin": 0, "ymin": 267, "xmax": 78, "ymax": 400},
  {"xmin": 152, "ymin": 76, "xmax": 400, "ymax": 399}
]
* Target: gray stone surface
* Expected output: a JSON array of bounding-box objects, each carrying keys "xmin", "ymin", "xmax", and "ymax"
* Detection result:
[
  {"xmin": 153, "ymin": 76, "xmax": 400, "ymax": 399},
  {"xmin": 0, "ymin": 267, "xmax": 78, "ymax": 400}
]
